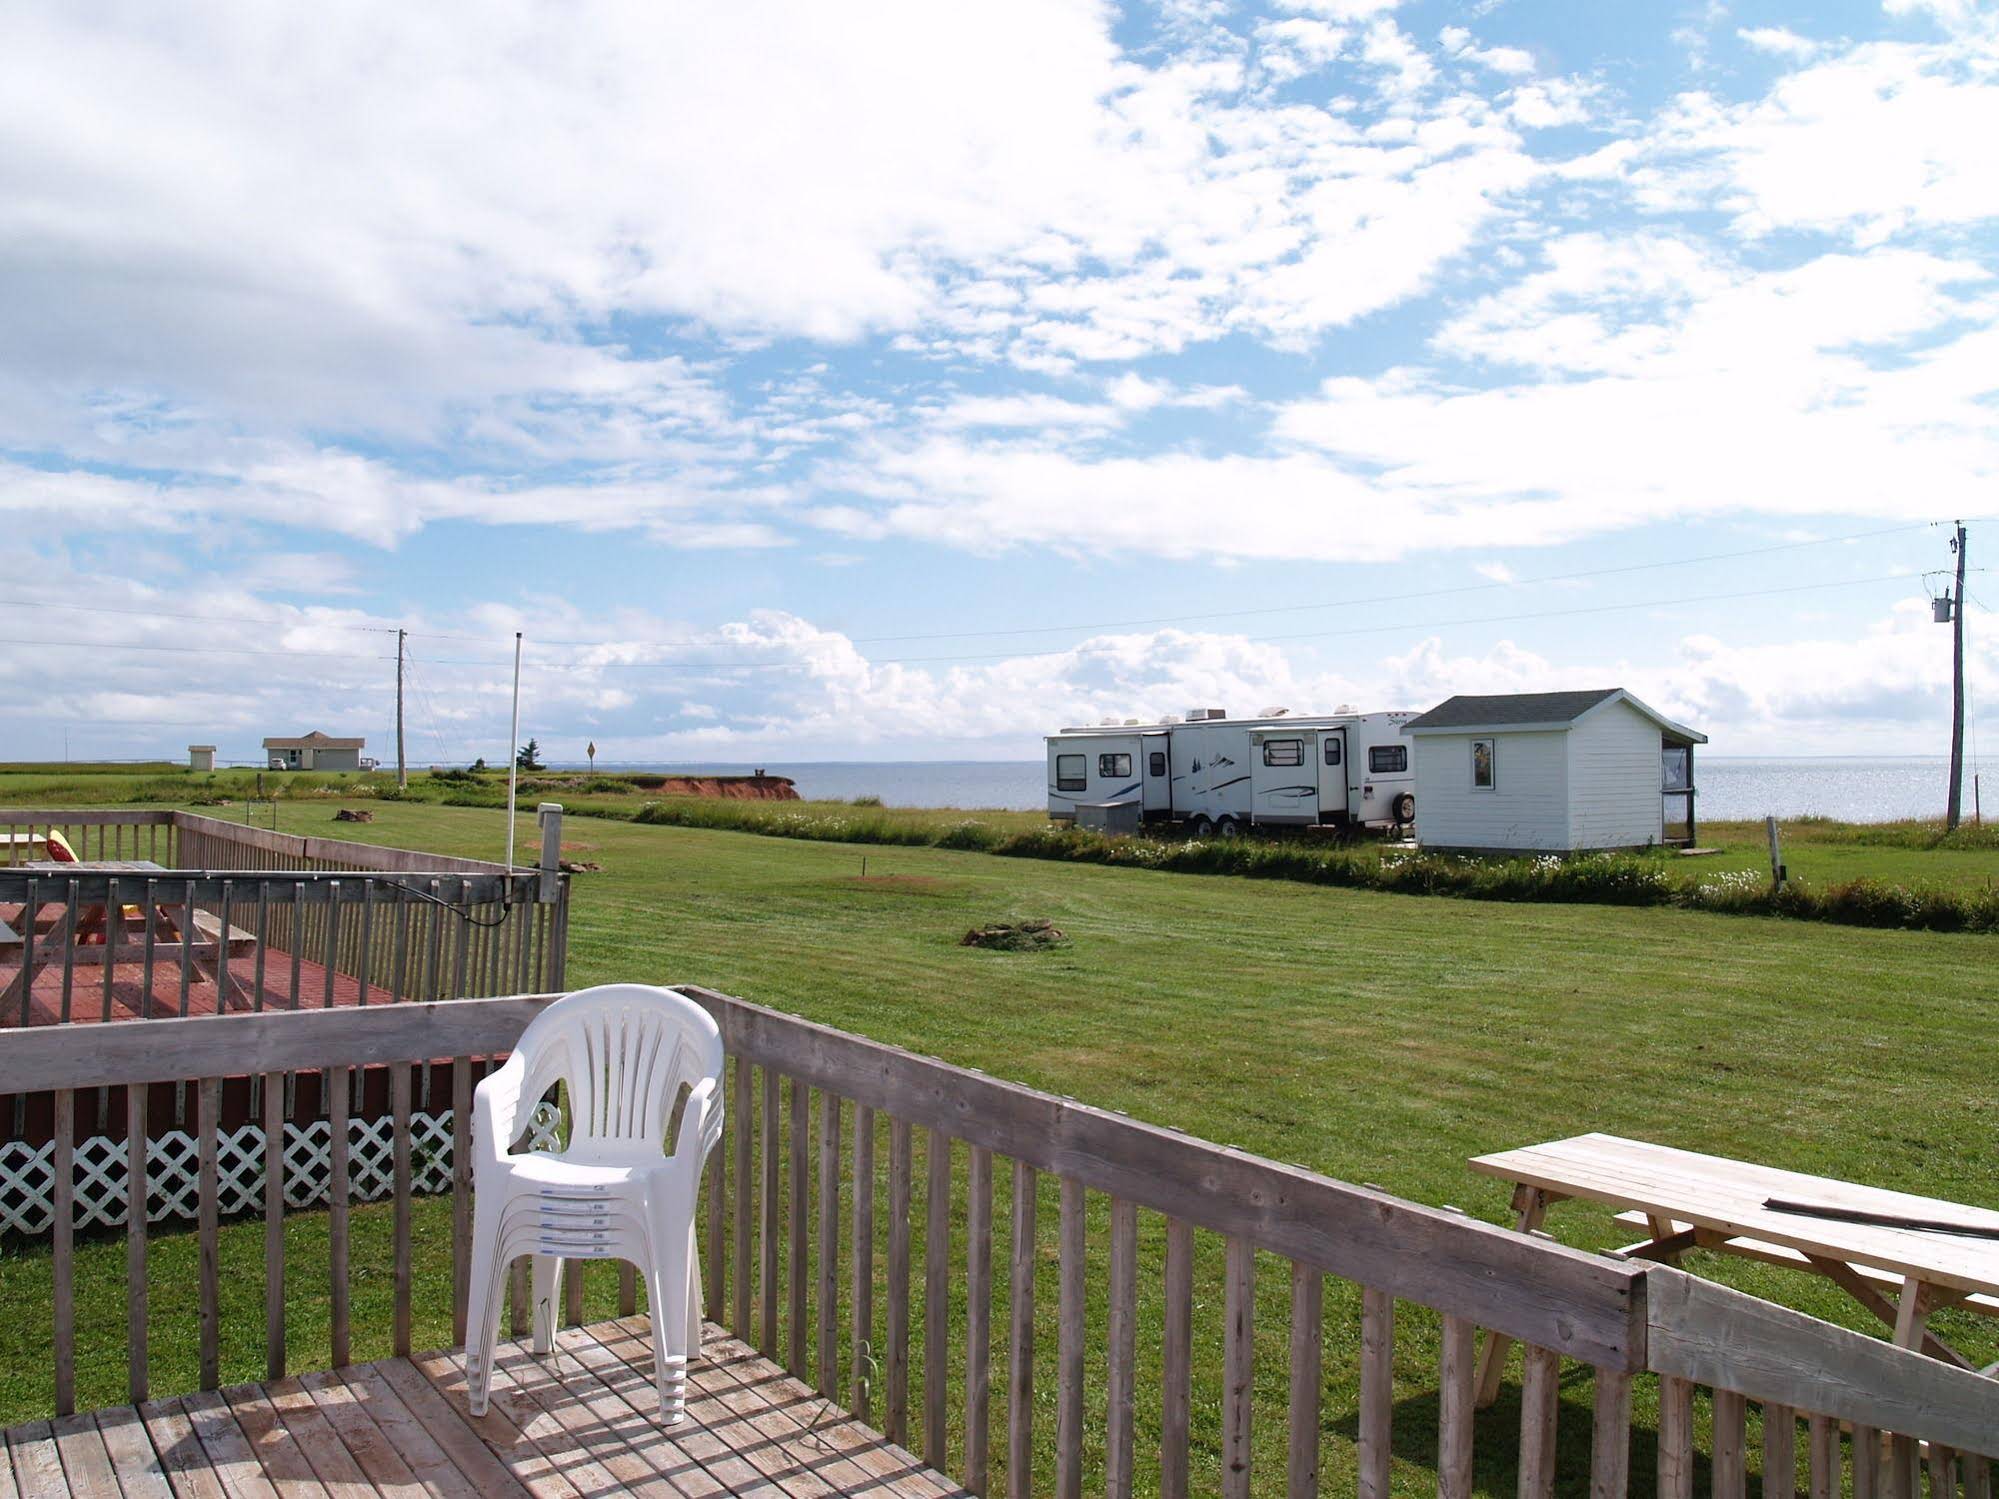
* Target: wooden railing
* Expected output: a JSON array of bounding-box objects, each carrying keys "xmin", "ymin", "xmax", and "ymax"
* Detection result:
[{"xmin": 0, "ymin": 990, "xmax": 1991, "ymax": 1498}]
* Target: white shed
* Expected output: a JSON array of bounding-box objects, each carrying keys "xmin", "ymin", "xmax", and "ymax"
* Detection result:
[{"xmin": 1401, "ymin": 689, "xmax": 1706, "ymax": 854}]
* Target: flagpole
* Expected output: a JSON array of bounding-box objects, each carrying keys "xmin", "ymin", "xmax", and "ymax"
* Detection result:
[{"xmin": 505, "ymin": 631, "xmax": 523, "ymax": 869}]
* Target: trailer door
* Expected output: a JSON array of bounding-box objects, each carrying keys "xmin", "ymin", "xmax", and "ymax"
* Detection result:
[
  {"xmin": 1318, "ymin": 729, "xmax": 1350, "ymax": 823},
  {"xmin": 1141, "ymin": 733, "xmax": 1170, "ymax": 819}
]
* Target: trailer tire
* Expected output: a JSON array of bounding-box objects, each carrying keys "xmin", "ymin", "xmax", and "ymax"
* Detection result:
[
  {"xmin": 1215, "ymin": 817, "xmax": 1242, "ymax": 839},
  {"xmin": 1187, "ymin": 815, "xmax": 1212, "ymax": 839},
  {"xmin": 1392, "ymin": 792, "xmax": 1415, "ymax": 824}
]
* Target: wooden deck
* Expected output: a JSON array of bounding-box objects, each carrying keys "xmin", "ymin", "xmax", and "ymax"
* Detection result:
[{"xmin": 0, "ymin": 1320, "xmax": 965, "ymax": 1498}]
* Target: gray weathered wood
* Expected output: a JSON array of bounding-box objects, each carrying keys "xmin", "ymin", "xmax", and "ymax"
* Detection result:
[
  {"xmin": 735, "ymin": 1057, "xmax": 753, "ymax": 1342},
  {"xmin": 925, "ymin": 1126, "xmax": 951, "ymax": 1472},
  {"xmin": 684, "ymin": 985, "xmax": 1644, "ymax": 1367},
  {"xmin": 1714, "ymin": 1389, "xmax": 1749, "ymax": 1499},
  {"xmin": 820, "ymin": 1089, "xmax": 843, "ymax": 1396},
  {"xmin": 1008, "ymin": 1161, "xmax": 1037, "ymax": 1499},
  {"xmin": 53, "ymin": 1088, "xmax": 75, "ymax": 1417},
  {"xmin": 1592, "ymin": 1368, "xmax": 1632, "ymax": 1499},
  {"xmin": 327, "ymin": 1065, "xmax": 351, "ymax": 1368},
  {"xmin": 1359, "ymin": 1287, "xmax": 1394, "ymax": 1499},
  {"xmin": 853, "ymin": 1103, "xmax": 877, "ymax": 1424},
  {"xmin": 788, "ymin": 1076, "xmax": 808, "ymax": 1377},
  {"xmin": 1763, "ymin": 1404, "xmax": 1796, "ymax": 1499},
  {"xmin": 1648, "ymin": 1268, "xmax": 1999, "ymax": 1457},
  {"xmin": 197, "ymin": 1077, "xmax": 220, "ymax": 1390},
  {"xmin": 890, "ymin": 1116, "xmax": 914, "ymax": 1448},
  {"xmin": 1439, "ymin": 1313, "xmax": 1475, "ymax": 1499},
  {"xmin": 1103, "ymin": 1196, "xmax": 1140, "ymax": 1499},
  {"xmin": 1161, "ymin": 1215, "xmax": 1194, "ymax": 1499},
  {"xmin": 706, "ymin": 1097, "xmax": 726, "ymax": 1323},
  {"xmin": 451, "ymin": 1055, "xmax": 472, "ymax": 1346},
  {"xmin": 1519, "ymin": 1344, "xmax": 1560, "ymax": 1499},
  {"xmin": 126, "ymin": 1082, "xmax": 149, "ymax": 1405},
  {"xmin": 392, "ymin": 1062, "xmax": 413, "ymax": 1357},
  {"xmin": 1807, "ymin": 1414, "xmax": 1837, "ymax": 1499},
  {"xmin": 1056, "ymin": 1176, "xmax": 1085, "ymax": 1499},
  {"xmin": 1656, "ymin": 1374, "xmax": 1694, "ymax": 1499},
  {"xmin": 965, "ymin": 1144, "xmax": 992, "ymax": 1496},
  {"xmin": 263, "ymin": 1073, "xmax": 285, "ymax": 1380},
  {"xmin": 1286, "ymin": 1260, "xmax": 1322, "ymax": 1499},
  {"xmin": 1224, "ymin": 1236, "xmax": 1254, "ymax": 1499},
  {"xmin": 1854, "ymin": 1426, "xmax": 1881, "ymax": 1499},
  {"xmin": 0, "ymin": 993, "xmax": 561, "ymax": 1093},
  {"xmin": 762, "ymin": 1066, "xmax": 780, "ymax": 1358}
]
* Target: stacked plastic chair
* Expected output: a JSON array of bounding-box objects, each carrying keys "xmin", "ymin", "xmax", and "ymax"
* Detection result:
[{"xmin": 463, "ymin": 983, "xmax": 725, "ymax": 1422}]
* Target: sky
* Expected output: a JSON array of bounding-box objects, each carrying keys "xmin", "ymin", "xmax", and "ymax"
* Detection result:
[{"xmin": 4, "ymin": 0, "xmax": 1997, "ymax": 765}]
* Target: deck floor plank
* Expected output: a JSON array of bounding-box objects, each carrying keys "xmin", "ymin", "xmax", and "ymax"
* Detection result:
[
  {"xmin": 3, "ymin": 1319, "xmax": 961, "ymax": 1499},
  {"xmin": 153, "ymin": 1394, "xmax": 272, "ymax": 1499},
  {"xmin": 93, "ymin": 1405, "xmax": 178, "ymax": 1499}
]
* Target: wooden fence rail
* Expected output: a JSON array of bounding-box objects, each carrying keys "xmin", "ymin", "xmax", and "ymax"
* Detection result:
[{"xmin": 2, "ymin": 990, "xmax": 1991, "ymax": 1499}]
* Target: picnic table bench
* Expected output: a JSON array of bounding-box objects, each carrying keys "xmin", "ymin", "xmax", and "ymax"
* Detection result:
[
  {"xmin": 1469, "ymin": 1132, "xmax": 1999, "ymax": 1405},
  {"xmin": 0, "ymin": 860, "xmax": 260, "ymax": 1015}
]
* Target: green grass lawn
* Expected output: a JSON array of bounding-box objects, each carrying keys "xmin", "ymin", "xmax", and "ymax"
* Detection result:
[{"xmin": 3, "ymin": 785, "xmax": 1996, "ymax": 1492}]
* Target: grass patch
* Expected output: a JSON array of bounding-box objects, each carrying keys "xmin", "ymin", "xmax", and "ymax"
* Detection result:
[{"xmin": 4, "ymin": 796, "xmax": 1995, "ymax": 1492}]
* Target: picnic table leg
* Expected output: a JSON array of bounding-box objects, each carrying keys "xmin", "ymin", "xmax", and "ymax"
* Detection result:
[
  {"xmin": 1807, "ymin": 1258, "xmax": 1973, "ymax": 1369},
  {"xmin": 1475, "ymin": 1185, "xmax": 1548, "ymax": 1407}
]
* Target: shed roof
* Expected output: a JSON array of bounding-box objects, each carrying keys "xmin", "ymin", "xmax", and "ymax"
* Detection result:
[
  {"xmin": 1402, "ymin": 689, "xmax": 1706, "ymax": 744},
  {"xmin": 262, "ymin": 732, "xmax": 366, "ymax": 749}
]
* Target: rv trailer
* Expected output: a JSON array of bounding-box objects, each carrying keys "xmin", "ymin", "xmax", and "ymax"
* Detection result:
[{"xmin": 1046, "ymin": 708, "xmax": 1418, "ymax": 835}]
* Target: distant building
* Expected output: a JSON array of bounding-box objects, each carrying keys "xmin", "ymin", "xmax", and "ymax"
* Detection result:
[
  {"xmin": 188, "ymin": 745, "xmax": 216, "ymax": 772},
  {"xmin": 263, "ymin": 732, "xmax": 366, "ymax": 771},
  {"xmin": 1401, "ymin": 689, "xmax": 1706, "ymax": 854}
]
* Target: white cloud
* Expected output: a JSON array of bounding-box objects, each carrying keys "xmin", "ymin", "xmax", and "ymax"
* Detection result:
[
  {"xmin": 1473, "ymin": 561, "xmax": 1515, "ymax": 583},
  {"xmin": 1737, "ymin": 26, "xmax": 1821, "ymax": 60}
]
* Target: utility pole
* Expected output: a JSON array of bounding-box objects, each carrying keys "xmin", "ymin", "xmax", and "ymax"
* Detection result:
[
  {"xmin": 395, "ymin": 628, "xmax": 408, "ymax": 789},
  {"xmin": 1946, "ymin": 522, "xmax": 1967, "ymax": 830},
  {"xmin": 506, "ymin": 632, "xmax": 524, "ymax": 870}
]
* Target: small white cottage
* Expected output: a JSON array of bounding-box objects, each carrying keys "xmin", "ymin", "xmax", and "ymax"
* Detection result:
[{"xmin": 1401, "ymin": 689, "xmax": 1705, "ymax": 854}]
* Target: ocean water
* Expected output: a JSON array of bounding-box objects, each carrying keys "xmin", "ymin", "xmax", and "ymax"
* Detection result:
[{"xmin": 589, "ymin": 756, "xmax": 1988, "ymax": 823}]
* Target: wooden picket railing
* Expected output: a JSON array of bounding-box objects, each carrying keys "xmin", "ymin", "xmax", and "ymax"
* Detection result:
[{"xmin": 0, "ymin": 990, "xmax": 1990, "ymax": 1498}]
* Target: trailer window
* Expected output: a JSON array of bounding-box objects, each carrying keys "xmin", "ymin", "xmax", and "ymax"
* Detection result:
[
  {"xmin": 1055, "ymin": 755, "xmax": 1086, "ymax": 792},
  {"xmin": 1261, "ymin": 738, "xmax": 1303, "ymax": 767},
  {"xmin": 1098, "ymin": 752, "xmax": 1132, "ymax": 779},
  {"xmin": 1148, "ymin": 751, "xmax": 1166, "ymax": 777},
  {"xmin": 1368, "ymin": 745, "xmax": 1407, "ymax": 774},
  {"xmin": 1323, "ymin": 738, "xmax": 1342, "ymax": 767}
]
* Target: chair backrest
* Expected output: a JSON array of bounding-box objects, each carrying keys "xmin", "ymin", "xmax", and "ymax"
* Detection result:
[{"xmin": 513, "ymin": 983, "xmax": 723, "ymax": 1154}]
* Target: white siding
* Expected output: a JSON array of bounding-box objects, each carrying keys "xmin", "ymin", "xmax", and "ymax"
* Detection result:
[
  {"xmin": 1565, "ymin": 701, "xmax": 1662, "ymax": 849},
  {"xmin": 1412, "ymin": 730, "xmax": 1569, "ymax": 851}
]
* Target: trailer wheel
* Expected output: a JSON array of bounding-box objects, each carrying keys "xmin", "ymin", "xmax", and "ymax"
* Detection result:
[
  {"xmin": 1187, "ymin": 815, "xmax": 1212, "ymax": 839},
  {"xmin": 1215, "ymin": 816, "xmax": 1241, "ymax": 839},
  {"xmin": 1392, "ymin": 792, "xmax": 1415, "ymax": 824}
]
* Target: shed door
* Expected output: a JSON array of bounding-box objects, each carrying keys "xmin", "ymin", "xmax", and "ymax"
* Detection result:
[
  {"xmin": 1318, "ymin": 729, "xmax": 1349, "ymax": 821},
  {"xmin": 1141, "ymin": 733, "xmax": 1171, "ymax": 815}
]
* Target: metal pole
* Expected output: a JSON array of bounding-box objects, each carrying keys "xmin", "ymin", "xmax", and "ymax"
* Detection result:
[
  {"xmin": 1947, "ymin": 522, "xmax": 1967, "ymax": 830},
  {"xmin": 395, "ymin": 628, "xmax": 408, "ymax": 790},
  {"xmin": 505, "ymin": 632, "xmax": 523, "ymax": 870}
]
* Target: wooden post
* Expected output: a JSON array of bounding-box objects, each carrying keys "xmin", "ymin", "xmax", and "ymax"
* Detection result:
[
  {"xmin": 1766, "ymin": 816, "xmax": 1786, "ymax": 889},
  {"xmin": 536, "ymin": 804, "xmax": 563, "ymax": 903}
]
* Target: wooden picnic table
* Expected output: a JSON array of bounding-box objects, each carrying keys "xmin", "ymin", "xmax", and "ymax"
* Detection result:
[
  {"xmin": 1468, "ymin": 1132, "xmax": 1999, "ymax": 1405},
  {"xmin": 0, "ymin": 860, "xmax": 259, "ymax": 1016}
]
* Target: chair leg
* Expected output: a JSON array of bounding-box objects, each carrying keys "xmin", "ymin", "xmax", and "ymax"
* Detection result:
[
  {"xmin": 642, "ymin": 1219, "xmax": 693, "ymax": 1424},
  {"xmin": 463, "ymin": 1230, "xmax": 506, "ymax": 1417},
  {"xmin": 684, "ymin": 1219, "xmax": 703, "ymax": 1365},
  {"xmin": 530, "ymin": 1254, "xmax": 564, "ymax": 1355}
]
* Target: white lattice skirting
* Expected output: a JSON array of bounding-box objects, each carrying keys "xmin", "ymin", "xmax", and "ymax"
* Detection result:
[{"xmin": 0, "ymin": 1111, "xmax": 562, "ymax": 1236}]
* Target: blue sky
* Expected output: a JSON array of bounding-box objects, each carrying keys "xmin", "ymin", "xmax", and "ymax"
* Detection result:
[{"xmin": 4, "ymin": 0, "xmax": 1996, "ymax": 764}]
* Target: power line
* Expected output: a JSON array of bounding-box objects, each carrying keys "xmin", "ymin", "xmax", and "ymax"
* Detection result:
[{"xmin": 0, "ymin": 637, "xmax": 392, "ymax": 662}]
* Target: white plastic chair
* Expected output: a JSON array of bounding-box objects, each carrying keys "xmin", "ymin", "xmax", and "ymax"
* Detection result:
[{"xmin": 463, "ymin": 982, "xmax": 725, "ymax": 1422}]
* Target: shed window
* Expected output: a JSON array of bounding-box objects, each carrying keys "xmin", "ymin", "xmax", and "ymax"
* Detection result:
[
  {"xmin": 1323, "ymin": 738, "xmax": 1342, "ymax": 766},
  {"xmin": 1261, "ymin": 738, "xmax": 1304, "ymax": 767},
  {"xmin": 1368, "ymin": 745, "xmax": 1407, "ymax": 774},
  {"xmin": 1471, "ymin": 738, "xmax": 1496, "ymax": 790},
  {"xmin": 1098, "ymin": 752, "xmax": 1132, "ymax": 779},
  {"xmin": 1055, "ymin": 754, "xmax": 1086, "ymax": 792},
  {"xmin": 1148, "ymin": 751, "xmax": 1167, "ymax": 777}
]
